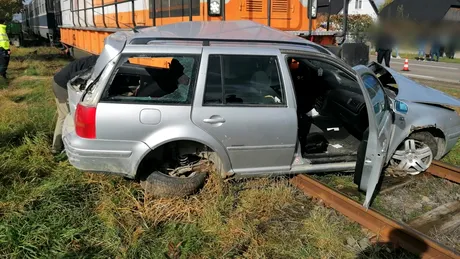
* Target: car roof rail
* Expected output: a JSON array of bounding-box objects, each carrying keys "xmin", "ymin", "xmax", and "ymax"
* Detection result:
[{"xmin": 130, "ymin": 37, "xmax": 313, "ymax": 48}]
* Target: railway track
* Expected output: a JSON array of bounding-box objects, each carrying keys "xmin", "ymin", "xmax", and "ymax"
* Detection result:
[{"xmin": 291, "ymin": 160, "xmax": 460, "ymax": 259}]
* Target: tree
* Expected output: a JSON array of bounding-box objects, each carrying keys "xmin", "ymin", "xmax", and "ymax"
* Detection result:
[
  {"xmin": 0, "ymin": 0, "xmax": 23, "ymax": 21},
  {"xmin": 330, "ymin": 14, "xmax": 375, "ymax": 43},
  {"xmin": 379, "ymin": 0, "xmax": 394, "ymax": 12}
]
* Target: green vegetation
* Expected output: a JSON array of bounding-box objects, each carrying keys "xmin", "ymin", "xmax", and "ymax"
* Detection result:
[
  {"xmin": 0, "ymin": 0, "xmax": 22, "ymax": 21},
  {"xmin": 0, "ymin": 47, "xmax": 376, "ymax": 258},
  {"xmin": 394, "ymin": 53, "xmax": 460, "ymax": 64},
  {"xmin": 1, "ymin": 47, "xmax": 457, "ymax": 258},
  {"xmin": 369, "ymin": 51, "xmax": 460, "ymax": 64}
]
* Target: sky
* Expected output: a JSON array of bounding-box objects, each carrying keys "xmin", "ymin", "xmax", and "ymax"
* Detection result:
[{"xmin": 374, "ymin": 0, "xmax": 385, "ymax": 7}]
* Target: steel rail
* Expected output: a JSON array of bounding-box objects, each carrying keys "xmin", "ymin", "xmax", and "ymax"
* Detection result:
[
  {"xmin": 427, "ymin": 160, "xmax": 460, "ymax": 184},
  {"xmin": 291, "ymin": 174, "xmax": 460, "ymax": 259}
]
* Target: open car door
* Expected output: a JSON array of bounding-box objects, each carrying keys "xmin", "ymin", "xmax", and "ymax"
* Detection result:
[{"xmin": 353, "ymin": 65, "xmax": 395, "ymax": 208}]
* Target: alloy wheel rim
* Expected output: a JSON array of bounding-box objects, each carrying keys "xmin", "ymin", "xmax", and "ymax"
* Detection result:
[{"xmin": 390, "ymin": 139, "xmax": 433, "ymax": 175}]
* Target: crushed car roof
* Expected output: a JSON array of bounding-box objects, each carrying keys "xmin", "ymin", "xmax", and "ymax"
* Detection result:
[
  {"xmin": 90, "ymin": 20, "xmax": 333, "ymax": 81},
  {"xmin": 108, "ymin": 20, "xmax": 332, "ymax": 56},
  {"xmin": 128, "ymin": 20, "xmax": 317, "ymax": 45}
]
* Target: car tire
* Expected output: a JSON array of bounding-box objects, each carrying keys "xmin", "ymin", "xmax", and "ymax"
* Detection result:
[
  {"xmin": 410, "ymin": 132, "xmax": 438, "ymax": 158},
  {"xmin": 390, "ymin": 131, "xmax": 437, "ymax": 175},
  {"xmin": 140, "ymin": 170, "xmax": 207, "ymax": 198}
]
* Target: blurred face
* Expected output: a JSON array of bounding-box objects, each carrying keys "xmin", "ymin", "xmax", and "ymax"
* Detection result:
[{"xmin": 288, "ymin": 59, "xmax": 299, "ymax": 70}]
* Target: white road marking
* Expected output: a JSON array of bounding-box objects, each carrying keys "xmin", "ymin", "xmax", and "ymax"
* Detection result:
[
  {"xmin": 402, "ymin": 73, "xmax": 435, "ymax": 79},
  {"xmin": 390, "ymin": 61, "xmax": 459, "ymax": 70},
  {"xmin": 403, "ymin": 73, "xmax": 459, "ymax": 83}
]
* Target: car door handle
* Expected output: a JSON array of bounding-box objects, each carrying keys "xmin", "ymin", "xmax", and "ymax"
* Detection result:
[{"xmin": 203, "ymin": 118, "xmax": 226, "ymax": 124}]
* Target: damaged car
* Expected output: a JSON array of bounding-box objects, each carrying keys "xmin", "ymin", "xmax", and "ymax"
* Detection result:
[{"xmin": 62, "ymin": 21, "xmax": 460, "ymax": 208}]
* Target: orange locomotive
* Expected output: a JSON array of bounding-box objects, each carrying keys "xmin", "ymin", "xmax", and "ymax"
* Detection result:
[{"xmin": 59, "ymin": 0, "xmax": 348, "ymax": 56}]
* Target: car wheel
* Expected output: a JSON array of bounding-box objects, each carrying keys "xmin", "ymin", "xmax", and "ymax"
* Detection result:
[
  {"xmin": 140, "ymin": 162, "xmax": 209, "ymax": 198},
  {"xmin": 390, "ymin": 132, "xmax": 437, "ymax": 175}
]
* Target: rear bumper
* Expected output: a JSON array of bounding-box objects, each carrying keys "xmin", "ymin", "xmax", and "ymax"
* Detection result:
[{"xmin": 62, "ymin": 115, "xmax": 151, "ymax": 178}]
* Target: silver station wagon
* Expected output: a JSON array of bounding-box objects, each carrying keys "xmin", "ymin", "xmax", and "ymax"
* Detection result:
[{"xmin": 62, "ymin": 21, "xmax": 460, "ymax": 208}]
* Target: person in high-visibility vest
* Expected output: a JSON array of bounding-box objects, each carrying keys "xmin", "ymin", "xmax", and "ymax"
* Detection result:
[{"xmin": 0, "ymin": 18, "xmax": 11, "ymax": 79}]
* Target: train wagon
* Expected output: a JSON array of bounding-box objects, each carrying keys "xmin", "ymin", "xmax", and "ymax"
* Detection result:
[
  {"xmin": 23, "ymin": 0, "xmax": 59, "ymax": 43},
  {"xmin": 59, "ymin": 0, "xmax": 349, "ymax": 57}
]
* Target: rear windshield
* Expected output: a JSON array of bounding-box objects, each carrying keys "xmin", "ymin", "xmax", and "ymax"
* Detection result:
[{"xmin": 100, "ymin": 54, "xmax": 200, "ymax": 105}]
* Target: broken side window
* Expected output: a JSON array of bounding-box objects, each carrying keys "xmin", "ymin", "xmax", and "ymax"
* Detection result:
[{"xmin": 100, "ymin": 55, "xmax": 200, "ymax": 105}]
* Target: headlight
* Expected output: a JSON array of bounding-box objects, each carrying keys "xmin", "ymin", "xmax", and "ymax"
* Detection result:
[{"xmin": 209, "ymin": 0, "xmax": 221, "ymax": 16}]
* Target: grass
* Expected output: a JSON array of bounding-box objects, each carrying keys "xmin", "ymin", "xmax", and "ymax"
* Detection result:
[
  {"xmin": 390, "ymin": 52, "xmax": 460, "ymax": 64},
  {"xmin": 2, "ymin": 46, "xmax": 458, "ymax": 258},
  {"xmin": 0, "ymin": 47, "xmax": 384, "ymax": 258},
  {"xmin": 369, "ymin": 51, "xmax": 460, "ymax": 64}
]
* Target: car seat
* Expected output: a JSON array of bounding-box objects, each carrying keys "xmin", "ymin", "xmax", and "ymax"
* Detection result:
[
  {"xmin": 136, "ymin": 67, "xmax": 167, "ymax": 97},
  {"xmin": 251, "ymin": 67, "xmax": 283, "ymax": 101},
  {"xmin": 136, "ymin": 77, "xmax": 168, "ymax": 97},
  {"xmin": 250, "ymin": 71, "xmax": 278, "ymax": 103}
]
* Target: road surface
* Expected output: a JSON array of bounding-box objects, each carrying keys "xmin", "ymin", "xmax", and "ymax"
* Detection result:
[{"xmin": 369, "ymin": 56, "xmax": 460, "ymax": 84}]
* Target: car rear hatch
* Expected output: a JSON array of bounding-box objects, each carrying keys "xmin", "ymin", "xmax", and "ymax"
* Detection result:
[{"xmin": 66, "ymin": 32, "xmax": 130, "ymax": 117}]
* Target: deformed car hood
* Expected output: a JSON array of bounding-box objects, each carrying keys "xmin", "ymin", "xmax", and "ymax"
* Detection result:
[{"xmin": 370, "ymin": 62, "xmax": 460, "ymax": 106}]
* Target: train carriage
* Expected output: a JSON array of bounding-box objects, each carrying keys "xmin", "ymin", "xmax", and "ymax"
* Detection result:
[
  {"xmin": 23, "ymin": 0, "xmax": 59, "ymax": 43},
  {"xmin": 21, "ymin": 0, "xmax": 370, "ymax": 66},
  {"xmin": 59, "ymin": 0, "xmax": 342, "ymax": 56}
]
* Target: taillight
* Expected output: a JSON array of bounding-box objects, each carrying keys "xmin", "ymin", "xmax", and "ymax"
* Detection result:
[{"xmin": 75, "ymin": 103, "xmax": 97, "ymax": 139}]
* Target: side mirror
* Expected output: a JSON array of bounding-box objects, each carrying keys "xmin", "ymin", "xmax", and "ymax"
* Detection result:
[{"xmin": 394, "ymin": 99, "xmax": 409, "ymax": 114}]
